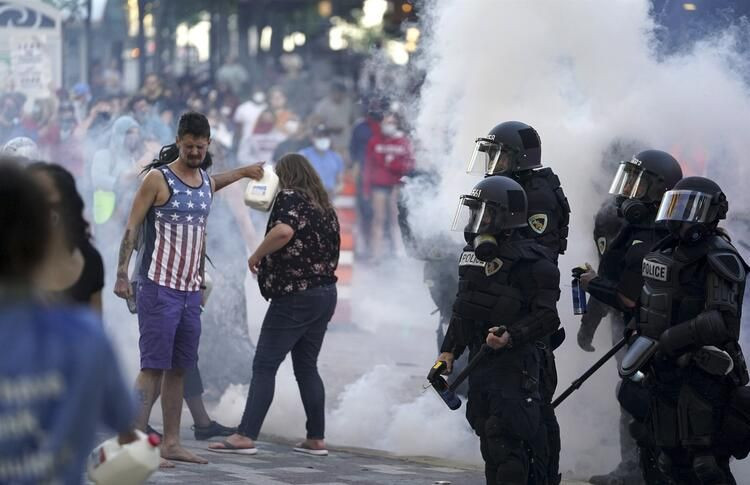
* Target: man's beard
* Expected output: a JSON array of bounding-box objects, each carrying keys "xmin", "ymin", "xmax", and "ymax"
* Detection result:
[{"xmin": 185, "ymin": 157, "xmax": 203, "ymax": 168}]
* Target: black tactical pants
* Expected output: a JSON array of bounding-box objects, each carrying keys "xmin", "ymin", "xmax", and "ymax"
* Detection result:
[
  {"xmin": 646, "ymin": 365, "xmax": 736, "ymax": 484},
  {"xmin": 467, "ymin": 390, "xmax": 548, "ymax": 485}
]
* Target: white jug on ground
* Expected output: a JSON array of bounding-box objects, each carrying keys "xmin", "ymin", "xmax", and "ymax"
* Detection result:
[
  {"xmin": 87, "ymin": 430, "xmax": 160, "ymax": 485},
  {"xmin": 244, "ymin": 168, "xmax": 279, "ymax": 211}
]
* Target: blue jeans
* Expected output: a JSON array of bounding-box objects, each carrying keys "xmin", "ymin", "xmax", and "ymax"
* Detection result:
[{"xmin": 238, "ymin": 284, "xmax": 337, "ymax": 440}]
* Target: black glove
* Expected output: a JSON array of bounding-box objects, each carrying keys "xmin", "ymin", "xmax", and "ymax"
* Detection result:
[{"xmin": 577, "ymin": 322, "xmax": 595, "ymax": 352}]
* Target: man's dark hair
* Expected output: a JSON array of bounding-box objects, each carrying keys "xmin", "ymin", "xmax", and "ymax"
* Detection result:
[
  {"xmin": 177, "ymin": 111, "xmax": 210, "ymax": 139},
  {"xmin": 0, "ymin": 158, "xmax": 50, "ymax": 284},
  {"xmin": 141, "ymin": 143, "xmax": 213, "ymax": 175}
]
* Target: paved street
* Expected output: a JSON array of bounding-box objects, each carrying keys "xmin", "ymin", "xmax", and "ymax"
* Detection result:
[{"xmin": 146, "ymin": 431, "xmax": 591, "ymax": 485}]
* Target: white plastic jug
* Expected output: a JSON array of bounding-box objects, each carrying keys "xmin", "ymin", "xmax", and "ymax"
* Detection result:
[
  {"xmin": 87, "ymin": 430, "xmax": 160, "ymax": 485},
  {"xmin": 244, "ymin": 168, "xmax": 279, "ymax": 211}
]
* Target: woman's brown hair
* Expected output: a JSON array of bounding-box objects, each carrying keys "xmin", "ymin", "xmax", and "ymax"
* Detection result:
[{"xmin": 275, "ymin": 153, "xmax": 333, "ymax": 211}]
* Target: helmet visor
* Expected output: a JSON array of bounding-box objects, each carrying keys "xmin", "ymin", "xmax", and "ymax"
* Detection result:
[
  {"xmin": 608, "ymin": 161, "xmax": 652, "ymax": 199},
  {"xmin": 452, "ymin": 196, "xmax": 493, "ymax": 233},
  {"xmin": 466, "ymin": 139, "xmax": 501, "ymax": 175},
  {"xmin": 466, "ymin": 138, "xmax": 518, "ymax": 175},
  {"xmin": 452, "ymin": 195, "xmax": 526, "ymax": 233},
  {"xmin": 656, "ymin": 190, "xmax": 713, "ymax": 223}
]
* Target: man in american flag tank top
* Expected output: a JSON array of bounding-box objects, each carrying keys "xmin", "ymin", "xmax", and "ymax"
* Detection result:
[{"xmin": 114, "ymin": 112, "xmax": 263, "ymax": 465}]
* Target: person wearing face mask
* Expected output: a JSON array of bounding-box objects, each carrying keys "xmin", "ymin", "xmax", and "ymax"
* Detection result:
[
  {"xmin": 268, "ymin": 86, "xmax": 297, "ymax": 134},
  {"xmin": 234, "ymin": 88, "xmax": 267, "ymax": 164},
  {"xmin": 244, "ymin": 109, "xmax": 285, "ymax": 168},
  {"xmin": 350, "ymin": 98, "xmax": 387, "ymax": 257},
  {"xmin": 623, "ymin": 176, "xmax": 750, "ymax": 484},
  {"xmin": 437, "ymin": 176, "xmax": 560, "ymax": 485},
  {"xmin": 299, "ymin": 124, "xmax": 344, "ymax": 196},
  {"xmin": 577, "ymin": 150, "xmax": 683, "ymax": 485},
  {"xmin": 363, "ymin": 113, "xmax": 414, "ymax": 260}
]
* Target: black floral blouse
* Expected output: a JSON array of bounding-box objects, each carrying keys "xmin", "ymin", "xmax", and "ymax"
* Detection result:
[{"xmin": 258, "ymin": 189, "xmax": 340, "ymax": 300}]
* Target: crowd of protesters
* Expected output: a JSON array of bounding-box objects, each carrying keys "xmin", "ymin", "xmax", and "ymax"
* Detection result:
[{"xmin": 0, "ymin": 53, "xmax": 414, "ymax": 259}]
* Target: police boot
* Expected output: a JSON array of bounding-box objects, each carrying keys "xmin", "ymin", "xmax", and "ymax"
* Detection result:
[
  {"xmin": 692, "ymin": 454, "xmax": 732, "ymax": 485},
  {"xmin": 588, "ymin": 460, "xmax": 645, "ymax": 485}
]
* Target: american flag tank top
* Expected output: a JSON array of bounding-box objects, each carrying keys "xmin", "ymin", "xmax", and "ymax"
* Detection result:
[{"xmin": 138, "ymin": 165, "xmax": 212, "ymax": 291}]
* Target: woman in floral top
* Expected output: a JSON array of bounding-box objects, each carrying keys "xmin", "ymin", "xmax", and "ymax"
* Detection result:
[{"xmin": 209, "ymin": 153, "xmax": 340, "ymax": 457}]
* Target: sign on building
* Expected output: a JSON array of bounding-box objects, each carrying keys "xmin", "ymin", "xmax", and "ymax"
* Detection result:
[{"xmin": 0, "ymin": 1, "xmax": 62, "ymax": 98}]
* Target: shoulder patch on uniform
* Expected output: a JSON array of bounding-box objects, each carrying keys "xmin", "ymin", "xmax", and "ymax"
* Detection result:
[
  {"xmin": 597, "ymin": 236, "xmax": 607, "ymax": 255},
  {"xmin": 485, "ymin": 258, "xmax": 503, "ymax": 276},
  {"xmin": 707, "ymin": 252, "xmax": 746, "ymax": 283},
  {"xmin": 528, "ymin": 214, "xmax": 548, "ymax": 234},
  {"xmin": 459, "ymin": 251, "xmax": 484, "ymax": 268}
]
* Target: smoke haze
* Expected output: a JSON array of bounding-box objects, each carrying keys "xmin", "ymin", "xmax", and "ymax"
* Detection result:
[{"xmin": 103, "ymin": 0, "xmax": 750, "ymax": 480}]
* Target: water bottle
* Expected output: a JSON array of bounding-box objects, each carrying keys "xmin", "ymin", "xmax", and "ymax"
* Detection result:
[
  {"xmin": 88, "ymin": 430, "xmax": 160, "ymax": 485},
  {"xmin": 571, "ymin": 267, "xmax": 587, "ymax": 315}
]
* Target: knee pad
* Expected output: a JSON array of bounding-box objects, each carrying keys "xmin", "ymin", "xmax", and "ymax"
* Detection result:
[
  {"xmin": 484, "ymin": 416, "xmax": 528, "ymax": 484},
  {"xmin": 692, "ymin": 454, "xmax": 727, "ymax": 484}
]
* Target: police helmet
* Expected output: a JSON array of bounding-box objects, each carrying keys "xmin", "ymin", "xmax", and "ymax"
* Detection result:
[
  {"xmin": 656, "ymin": 176, "xmax": 728, "ymax": 243},
  {"xmin": 466, "ymin": 121, "xmax": 542, "ymax": 176},
  {"xmin": 609, "ymin": 149, "xmax": 682, "ymax": 223},
  {"xmin": 452, "ymin": 175, "xmax": 528, "ymax": 236}
]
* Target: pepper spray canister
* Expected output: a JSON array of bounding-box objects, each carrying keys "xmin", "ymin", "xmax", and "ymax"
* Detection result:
[{"xmin": 571, "ymin": 266, "xmax": 588, "ymax": 315}]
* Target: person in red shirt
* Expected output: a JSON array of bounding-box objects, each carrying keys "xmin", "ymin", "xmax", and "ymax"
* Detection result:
[{"xmin": 363, "ymin": 112, "xmax": 414, "ymax": 260}]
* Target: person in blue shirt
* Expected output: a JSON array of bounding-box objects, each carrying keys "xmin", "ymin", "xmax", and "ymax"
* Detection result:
[
  {"xmin": 299, "ymin": 123, "xmax": 345, "ymax": 196},
  {"xmin": 0, "ymin": 159, "xmax": 137, "ymax": 484}
]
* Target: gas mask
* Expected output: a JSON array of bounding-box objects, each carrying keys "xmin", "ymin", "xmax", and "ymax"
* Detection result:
[
  {"xmin": 666, "ymin": 221, "xmax": 709, "ymax": 244},
  {"xmin": 472, "ymin": 234, "xmax": 499, "ymax": 262},
  {"xmin": 618, "ymin": 198, "xmax": 650, "ymax": 224}
]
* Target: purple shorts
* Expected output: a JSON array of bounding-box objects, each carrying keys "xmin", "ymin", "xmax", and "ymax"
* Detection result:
[{"xmin": 137, "ymin": 277, "xmax": 202, "ymax": 370}]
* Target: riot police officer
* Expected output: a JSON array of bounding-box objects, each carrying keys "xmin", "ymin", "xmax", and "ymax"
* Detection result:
[
  {"xmin": 466, "ymin": 120, "xmax": 569, "ymax": 483},
  {"xmin": 466, "ymin": 121, "xmax": 570, "ymax": 257},
  {"xmin": 622, "ymin": 176, "xmax": 749, "ymax": 484},
  {"xmin": 578, "ymin": 149, "xmax": 683, "ymax": 484},
  {"xmin": 577, "ymin": 197, "xmax": 625, "ymax": 354},
  {"xmin": 438, "ymin": 176, "xmax": 561, "ymax": 485}
]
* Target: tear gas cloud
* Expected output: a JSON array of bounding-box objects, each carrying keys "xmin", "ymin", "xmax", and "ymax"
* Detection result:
[{"xmin": 402, "ymin": 0, "xmax": 750, "ymax": 477}]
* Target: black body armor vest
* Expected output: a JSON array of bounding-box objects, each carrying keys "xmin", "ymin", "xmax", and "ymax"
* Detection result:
[
  {"xmin": 639, "ymin": 241, "xmax": 708, "ymax": 339},
  {"xmin": 515, "ymin": 167, "xmax": 570, "ymax": 257}
]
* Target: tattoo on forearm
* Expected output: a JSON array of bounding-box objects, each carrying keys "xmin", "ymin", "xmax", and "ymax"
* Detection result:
[{"xmin": 117, "ymin": 229, "xmax": 133, "ymax": 277}]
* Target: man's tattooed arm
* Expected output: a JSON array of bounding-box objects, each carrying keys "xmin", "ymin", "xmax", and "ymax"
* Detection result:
[{"xmin": 117, "ymin": 228, "xmax": 136, "ymax": 280}]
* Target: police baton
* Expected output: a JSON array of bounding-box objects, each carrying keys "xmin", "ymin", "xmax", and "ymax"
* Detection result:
[
  {"xmin": 552, "ymin": 336, "xmax": 628, "ymax": 408},
  {"xmin": 429, "ymin": 327, "xmax": 507, "ymax": 410}
]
